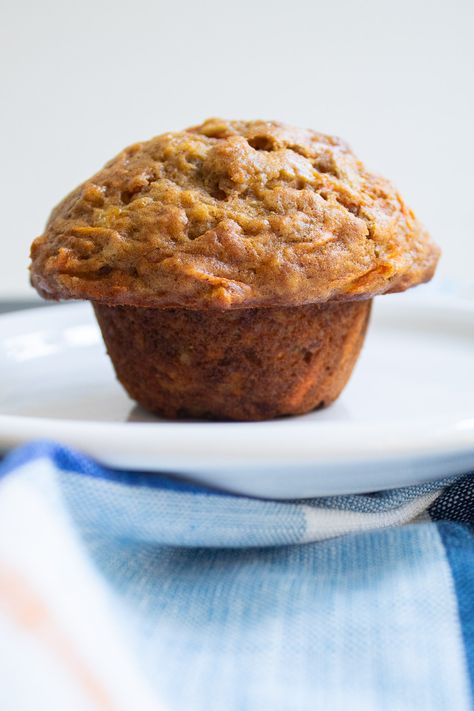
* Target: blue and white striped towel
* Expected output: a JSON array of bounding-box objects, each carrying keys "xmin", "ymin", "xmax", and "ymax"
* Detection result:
[{"xmin": 0, "ymin": 440, "xmax": 473, "ymax": 711}]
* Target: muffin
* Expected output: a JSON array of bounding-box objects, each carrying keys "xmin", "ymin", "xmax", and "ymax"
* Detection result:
[{"xmin": 30, "ymin": 118, "xmax": 439, "ymax": 420}]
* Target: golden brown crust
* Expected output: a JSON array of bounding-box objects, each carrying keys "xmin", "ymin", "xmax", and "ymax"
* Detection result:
[
  {"xmin": 30, "ymin": 118, "xmax": 439, "ymax": 309},
  {"xmin": 93, "ymin": 300, "xmax": 372, "ymax": 421}
]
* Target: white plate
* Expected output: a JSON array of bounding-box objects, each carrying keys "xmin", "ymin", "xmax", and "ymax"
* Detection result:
[{"xmin": 0, "ymin": 296, "xmax": 473, "ymax": 498}]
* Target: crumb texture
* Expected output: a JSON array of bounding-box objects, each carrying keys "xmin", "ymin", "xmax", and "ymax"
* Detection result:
[
  {"xmin": 94, "ymin": 300, "xmax": 371, "ymax": 420},
  {"xmin": 31, "ymin": 118, "xmax": 439, "ymax": 308}
]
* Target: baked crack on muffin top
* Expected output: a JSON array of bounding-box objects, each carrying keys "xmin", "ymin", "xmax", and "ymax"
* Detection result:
[{"xmin": 30, "ymin": 118, "xmax": 440, "ymax": 308}]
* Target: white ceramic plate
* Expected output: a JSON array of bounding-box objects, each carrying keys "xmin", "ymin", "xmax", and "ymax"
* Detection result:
[{"xmin": 0, "ymin": 296, "xmax": 473, "ymax": 498}]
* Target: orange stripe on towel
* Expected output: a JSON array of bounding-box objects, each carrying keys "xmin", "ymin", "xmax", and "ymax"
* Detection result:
[{"xmin": 0, "ymin": 564, "xmax": 117, "ymax": 711}]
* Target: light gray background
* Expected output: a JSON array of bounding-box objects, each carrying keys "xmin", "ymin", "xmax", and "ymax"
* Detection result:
[{"xmin": 1, "ymin": 0, "xmax": 473, "ymax": 298}]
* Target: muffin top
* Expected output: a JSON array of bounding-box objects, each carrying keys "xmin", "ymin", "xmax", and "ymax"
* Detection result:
[{"xmin": 30, "ymin": 118, "xmax": 439, "ymax": 309}]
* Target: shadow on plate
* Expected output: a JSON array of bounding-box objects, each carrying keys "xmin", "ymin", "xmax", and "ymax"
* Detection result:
[{"xmin": 126, "ymin": 399, "xmax": 353, "ymax": 425}]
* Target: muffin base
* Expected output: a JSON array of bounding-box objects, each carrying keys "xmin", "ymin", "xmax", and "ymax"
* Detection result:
[{"xmin": 93, "ymin": 300, "xmax": 372, "ymax": 421}]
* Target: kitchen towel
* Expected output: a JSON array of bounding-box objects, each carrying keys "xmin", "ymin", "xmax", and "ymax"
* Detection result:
[{"xmin": 0, "ymin": 441, "xmax": 473, "ymax": 711}]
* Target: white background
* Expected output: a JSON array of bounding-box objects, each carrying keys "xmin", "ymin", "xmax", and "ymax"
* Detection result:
[{"xmin": 1, "ymin": 0, "xmax": 473, "ymax": 299}]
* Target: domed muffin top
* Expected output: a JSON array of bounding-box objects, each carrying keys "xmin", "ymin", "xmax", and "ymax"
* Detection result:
[{"xmin": 30, "ymin": 118, "xmax": 439, "ymax": 308}]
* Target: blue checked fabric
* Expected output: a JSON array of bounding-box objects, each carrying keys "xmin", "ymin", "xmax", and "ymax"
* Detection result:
[{"xmin": 0, "ymin": 441, "xmax": 473, "ymax": 711}]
